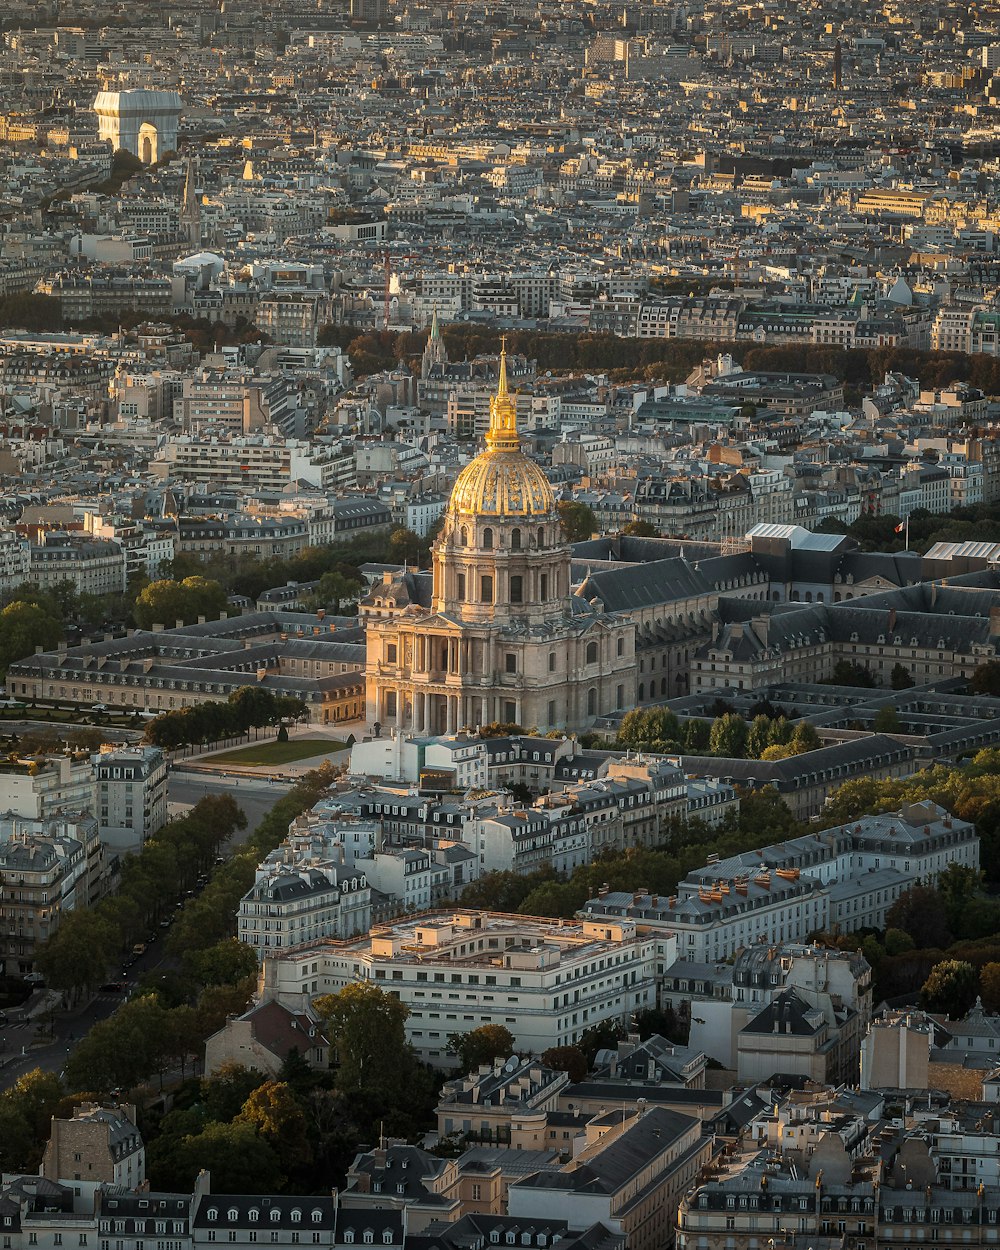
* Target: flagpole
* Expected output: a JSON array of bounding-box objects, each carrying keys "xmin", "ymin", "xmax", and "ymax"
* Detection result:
[{"xmin": 906, "ymin": 515, "xmax": 909, "ymax": 551}]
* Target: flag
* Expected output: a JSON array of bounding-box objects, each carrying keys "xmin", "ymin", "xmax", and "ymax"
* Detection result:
[{"xmin": 894, "ymin": 521, "xmax": 905, "ymax": 533}]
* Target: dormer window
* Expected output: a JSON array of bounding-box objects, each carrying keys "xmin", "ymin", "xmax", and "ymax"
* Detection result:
[
  {"xmin": 228, "ymin": 1211, "xmax": 238, "ymax": 1223},
  {"xmin": 249, "ymin": 1213, "xmax": 259, "ymax": 1223},
  {"xmin": 208, "ymin": 1212, "xmax": 218, "ymax": 1224},
  {"xmin": 270, "ymin": 1212, "xmax": 281, "ymax": 1223},
  {"xmin": 291, "ymin": 1213, "xmax": 301, "ymax": 1225},
  {"xmin": 343, "ymin": 1233, "xmax": 354, "ymax": 1245},
  {"xmin": 382, "ymin": 1234, "xmax": 393, "ymax": 1246},
  {"xmin": 311, "ymin": 1213, "xmax": 323, "ymax": 1225},
  {"xmin": 363, "ymin": 1233, "xmax": 374, "ymax": 1246}
]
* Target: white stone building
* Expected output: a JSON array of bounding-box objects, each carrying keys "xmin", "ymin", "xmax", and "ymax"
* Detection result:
[{"xmin": 258, "ymin": 910, "xmax": 661, "ymax": 1066}]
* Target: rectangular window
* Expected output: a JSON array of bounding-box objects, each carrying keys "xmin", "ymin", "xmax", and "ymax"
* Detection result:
[
  {"xmin": 481, "ymin": 575, "xmax": 493, "ymax": 603},
  {"xmin": 456, "ymin": 573, "xmax": 466, "ymax": 600},
  {"xmin": 510, "ymin": 575, "xmax": 522, "ymax": 604},
  {"xmin": 505, "ymin": 654, "xmax": 516, "ymax": 674}
]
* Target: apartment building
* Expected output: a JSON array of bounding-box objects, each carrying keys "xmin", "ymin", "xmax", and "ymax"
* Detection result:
[
  {"xmin": 583, "ymin": 802, "xmax": 976, "ymax": 964},
  {"xmin": 509, "ymin": 1107, "xmax": 710, "ymax": 1250},
  {"xmin": 0, "ymin": 814, "xmax": 106, "ymax": 975},
  {"xmin": 239, "ymin": 863, "xmax": 372, "ymax": 959},
  {"xmin": 258, "ymin": 910, "xmax": 661, "ymax": 1066},
  {"xmin": 28, "ymin": 533, "xmax": 126, "ymax": 596},
  {"xmin": 93, "ymin": 745, "xmax": 167, "ymax": 854},
  {"xmin": 42, "ymin": 1103, "xmax": 144, "ymax": 1187}
]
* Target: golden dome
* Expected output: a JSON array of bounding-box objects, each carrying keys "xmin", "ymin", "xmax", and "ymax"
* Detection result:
[{"xmin": 448, "ymin": 342, "xmax": 556, "ymax": 518}]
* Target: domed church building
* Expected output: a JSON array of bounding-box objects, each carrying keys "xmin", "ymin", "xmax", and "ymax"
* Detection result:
[{"xmin": 362, "ymin": 345, "xmax": 636, "ymax": 735}]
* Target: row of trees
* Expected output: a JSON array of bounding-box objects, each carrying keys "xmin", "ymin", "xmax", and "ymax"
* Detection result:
[
  {"xmin": 142, "ymin": 686, "xmax": 309, "ymax": 752},
  {"xmin": 820, "ymin": 746, "xmax": 1000, "ymax": 883},
  {"xmin": 160, "ymin": 527, "xmax": 427, "ymax": 605},
  {"xmin": 617, "ymin": 706, "xmax": 822, "ymax": 760},
  {"xmin": 35, "ymin": 794, "xmax": 247, "ymax": 993},
  {"xmin": 318, "ymin": 321, "xmax": 1000, "ymax": 394},
  {"xmin": 164, "ymin": 764, "xmax": 338, "ymax": 965}
]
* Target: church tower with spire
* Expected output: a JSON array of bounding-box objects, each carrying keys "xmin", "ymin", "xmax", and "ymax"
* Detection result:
[
  {"xmin": 362, "ymin": 343, "xmax": 635, "ymax": 735},
  {"xmin": 179, "ymin": 153, "xmax": 201, "ymax": 248},
  {"xmin": 421, "ymin": 307, "xmax": 449, "ymax": 379}
]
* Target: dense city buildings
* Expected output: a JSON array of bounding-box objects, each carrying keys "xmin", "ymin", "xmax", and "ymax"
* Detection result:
[{"xmin": 7, "ymin": 0, "xmax": 1000, "ymax": 1237}]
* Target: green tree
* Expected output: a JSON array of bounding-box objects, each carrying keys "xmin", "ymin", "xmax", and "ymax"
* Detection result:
[
  {"xmin": 745, "ymin": 715, "xmax": 773, "ymax": 759},
  {"xmin": 919, "ymin": 959, "xmax": 978, "ymax": 1019},
  {"xmin": 937, "ymin": 863, "xmax": 985, "ymax": 938},
  {"xmin": 175, "ymin": 1121, "xmax": 284, "ymax": 1193},
  {"xmin": 873, "ymin": 705, "xmax": 902, "ymax": 733},
  {"xmin": 828, "ymin": 659, "xmax": 877, "ymax": 688},
  {"xmin": 237, "ymin": 1080, "xmax": 312, "ymax": 1169},
  {"xmin": 556, "ymin": 501, "xmax": 597, "ymax": 542},
  {"xmin": 891, "ymin": 663, "xmax": 915, "ymax": 690},
  {"xmin": 449, "ymin": 1024, "xmax": 515, "ymax": 1074},
  {"xmin": 201, "ymin": 1063, "xmax": 269, "ymax": 1123},
  {"xmin": 132, "ymin": 577, "xmax": 227, "ymax": 631},
  {"xmin": 709, "ymin": 713, "xmax": 748, "ymax": 758},
  {"xmin": 387, "ymin": 528, "xmax": 423, "ymax": 566},
  {"xmin": 36, "ymin": 910, "xmax": 119, "ymax": 994},
  {"xmin": 884, "ymin": 927, "xmax": 915, "ymax": 956},
  {"xmin": 682, "ymin": 718, "xmax": 711, "ymax": 753},
  {"xmin": 981, "ymin": 962, "xmax": 1000, "ymax": 1013},
  {"xmin": 540, "ymin": 1045, "xmax": 589, "ymax": 1083},
  {"xmin": 303, "ymin": 570, "xmax": 363, "ymax": 612},
  {"xmin": 314, "ymin": 982, "xmax": 410, "ymax": 1098},
  {"xmin": 183, "ymin": 938, "xmax": 258, "ymax": 988},
  {"xmin": 788, "ymin": 722, "xmax": 820, "ymax": 754},
  {"xmin": 886, "ymin": 885, "xmax": 952, "ymax": 949},
  {"xmin": 0, "ymin": 601, "xmax": 62, "ymax": 672},
  {"xmin": 621, "ymin": 520, "xmax": 658, "ymax": 537},
  {"xmin": 970, "ymin": 661, "xmax": 1000, "ymax": 696}
]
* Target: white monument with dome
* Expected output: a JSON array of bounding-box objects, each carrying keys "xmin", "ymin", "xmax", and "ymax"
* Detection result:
[{"xmin": 361, "ymin": 343, "xmax": 636, "ymax": 734}]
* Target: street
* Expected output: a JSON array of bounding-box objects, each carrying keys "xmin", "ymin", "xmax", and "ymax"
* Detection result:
[
  {"xmin": 0, "ymin": 770, "xmax": 292, "ymax": 1091},
  {"xmin": 167, "ymin": 769, "xmax": 294, "ymax": 845}
]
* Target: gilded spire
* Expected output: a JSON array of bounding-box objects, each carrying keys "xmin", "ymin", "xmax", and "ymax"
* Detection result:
[{"xmin": 486, "ymin": 337, "xmax": 519, "ymax": 452}]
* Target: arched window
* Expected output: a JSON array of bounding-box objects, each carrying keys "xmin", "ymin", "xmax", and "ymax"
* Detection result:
[
  {"xmin": 270, "ymin": 1212, "xmax": 281, "ymax": 1224},
  {"xmin": 587, "ymin": 688, "xmax": 597, "ymax": 716},
  {"xmin": 638, "ymin": 683, "xmax": 645, "ymax": 701},
  {"xmin": 537, "ymin": 526, "xmax": 544, "ymax": 548},
  {"xmin": 586, "ymin": 641, "xmax": 598, "ymax": 663},
  {"xmin": 311, "ymin": 1212, "xmax": 323, "ymax": 1225},
  {"xmin": 459, "ymin": 526, "xmax": 468, "ymax": 546},
  {"xmin": 248, "ymin": 1212, "xmax": 259, "ymax": 1224},
  {"xmin": 661, "ymin": 677, "xmax": 668, "ymax": 695},
  {"xmin": 227, "ymin": 1211, "xmax": 238, "ymax": 1223},
  {"xmin": 510, "ymin": 575, "xmax": 523, "ymax": 604},
  {"xmin": 511, "ymin": 528, "xmax": 521, "ymax": 550},
  {"xmin": 483, "ymin": 528, "xmax": 494, "ymax": 550},
  {"xmin": 290, "ymin": 1212, "xmax": 301, "ymax": 1225},
  {"xmin": 207, "ymin": 1212, "xmax": 218, "ymax": 1224}
]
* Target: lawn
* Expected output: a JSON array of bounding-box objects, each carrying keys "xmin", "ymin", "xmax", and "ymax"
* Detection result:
[{"xmin": 205, "ymin": 738, "xmax": 349, "ymax": 766}]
